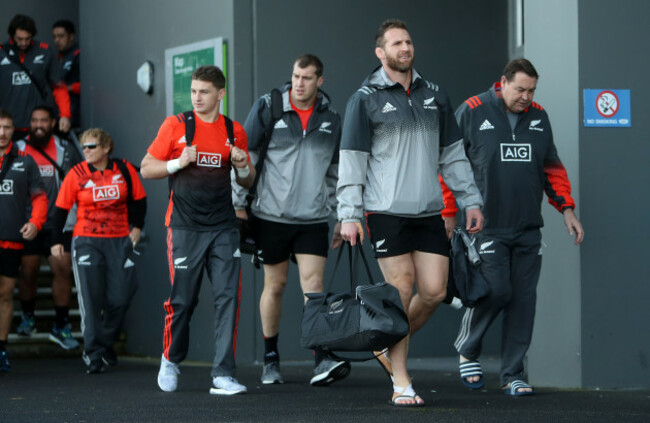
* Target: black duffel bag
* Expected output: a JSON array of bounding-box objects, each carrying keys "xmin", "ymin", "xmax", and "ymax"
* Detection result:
[
  {"xmin": 448, "ymin": 227, "xmax": 491, "ymax": 308},
  {"xmin": 300, "ymin": 242, "xmax": 409, "ymax": 353}
]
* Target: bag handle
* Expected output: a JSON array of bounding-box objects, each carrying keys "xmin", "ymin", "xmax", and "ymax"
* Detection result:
[{"xmin": 323, "ymin": 237, "xmax": 375, "ymax": 298}]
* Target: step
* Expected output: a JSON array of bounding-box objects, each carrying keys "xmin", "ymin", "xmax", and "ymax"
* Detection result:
[
  {"xmin": 12, "ymin": 287, "xmax": 78, "ymax": 295},
  {"xmin": 8, "ymin": 331, "xmax": 83, "ymax": 343},
  {"xmin": 12, "ymin": 309, "xmax": 81, "ymax": 318},
  {"xmin": 7, "ymin": 331, "xmax": 84, "ymax": 358}
]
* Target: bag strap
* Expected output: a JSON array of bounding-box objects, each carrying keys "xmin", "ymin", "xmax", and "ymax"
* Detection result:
[
  {"xmin": 183, "ymin": 110, "xmax": 195, "ymax": 146},
  {"xmin": 0, "ymin": 149, "xmax": 16, "ymax": 182},
  {"xmin": 3, "ymin": 46, "xmax": 49, "ymax": 102},
  {"xmin": 112, "ymin": 158, "xmax": 133, "ymax": 201},
  {"xmin": 323, "ymin": 238, "xmax": 375, "ymax": 297},
  {"xmin": 32, "ymin": 145, "xmax": 66, "ymax": 180},
  {"xmin": 247, "ymin": 88, "xmax": 283, "ymax": 200}
]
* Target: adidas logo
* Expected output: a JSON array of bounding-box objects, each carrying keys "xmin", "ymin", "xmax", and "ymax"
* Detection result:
[
  {"xmin": 479, "ymin": 120, "xmax": 494, "ymax": 131},
  {"xmin": 84, "ymin": 180, "xmax": 96, "ymax": 188},
  {"xmin": 274, "ymin": 119, "xmax": 288, "ymax": 129},
  {"xmin": 0, "ymin": 57, "xmax": 10, "ymax": 65},
  {"xmin": 178, "ymin": 135, "xmax": 186, "ymax": 144},
  {"xmin": 381, "ymin": 102, "xmax": 397, "ymax": 113},
  {"xmin": 318, "ymin": 122, "xmax": 332, "ymax": 133},
  {"xmin": 124, "ymin": 258, "xmax": 135, "ymax": 268},
  {"xmin": 233, "ymin": 248, "xmax": 241, "ymax": 258}
]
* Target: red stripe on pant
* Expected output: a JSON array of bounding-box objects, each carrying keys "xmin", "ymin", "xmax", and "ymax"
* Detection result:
[{"xmin": 162, "ymin": 227, "xmax": 175, "ymax": 359}]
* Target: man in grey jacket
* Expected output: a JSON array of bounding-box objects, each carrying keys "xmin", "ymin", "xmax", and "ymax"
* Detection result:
[
  {"xmin": 337, "ymin": 20, "xmax": 484, "ymax": 407},
  {"xmin": 238, "ymin": 54, "xmax": 348, "ymax": 386}
]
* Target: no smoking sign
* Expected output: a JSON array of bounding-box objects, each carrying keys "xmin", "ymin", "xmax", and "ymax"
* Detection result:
[{"xmin": 584, "ymin": 89, "xmax": 631, "ymax": 127}]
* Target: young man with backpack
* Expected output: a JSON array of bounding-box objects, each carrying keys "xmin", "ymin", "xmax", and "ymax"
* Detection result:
[
  {"xmin": 235, "ymin": 54, "xmax": 346, "ymax": 386},
  {"xmin": 141, "ymin": 65, "xmax": 254, "ymax": 395}
]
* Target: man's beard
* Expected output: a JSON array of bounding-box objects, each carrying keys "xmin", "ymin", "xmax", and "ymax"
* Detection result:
[
  {"xmin": 29, "ymin": 129, "xmax": 52, "ymax": 148},
  {"xmin": 386, "ymin": 55, "xmax": 413, "ymax": 73}
]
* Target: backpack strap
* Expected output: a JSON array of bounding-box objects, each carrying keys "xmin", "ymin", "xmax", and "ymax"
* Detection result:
[
  {"xmin": 112, "ymin": 158, "xmax": 133, "ymax": 201},
  {"xmin": 224, "ymin": 115, "xmax": 235, "ymax": 149},
  {"xmin": 0, "ymin": 148, "xmax": 16, "ymax": 183},
  {"xmin": 32, "ymin": 146, "xmax": 66, "ymax": 180},
  {"xmin": 183, "ymin": 111, "xmax": 195, "ymax": 146},
  {"xmin": 248, "ymin": 88, "xmax": 283, "ymax": 199}
]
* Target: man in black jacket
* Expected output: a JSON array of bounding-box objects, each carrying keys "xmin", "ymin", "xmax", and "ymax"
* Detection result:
[{"xmin": 450, "ymin": 59, "xmax": 584, "ymax": 396}]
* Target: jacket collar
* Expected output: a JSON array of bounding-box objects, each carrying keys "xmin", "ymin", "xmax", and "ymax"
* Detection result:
[
  {"xmin": 280, "ymin": 82, "xmax": 331, "ymax": 113},
  {"xmin": 365, "ymin": 65, "xmax": 423, "ymax": 90}
]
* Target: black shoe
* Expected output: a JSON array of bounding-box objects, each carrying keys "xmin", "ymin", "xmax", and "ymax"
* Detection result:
[
  {"xmin": 102, "ymin": 348, "xmax": 118, "ymax": 367},
  {"xmin": 310, "ymin": 358, "xmax": 351, "ymax": 386},
  {"xmin": 87, "ymin": 359, "xmax": 106, "ymax": 374}
]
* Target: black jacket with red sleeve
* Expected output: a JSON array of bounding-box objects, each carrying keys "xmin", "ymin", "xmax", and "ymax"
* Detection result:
[{"xmin": 453, "ymin": 82, "xmax": 575, "ymax": 234}]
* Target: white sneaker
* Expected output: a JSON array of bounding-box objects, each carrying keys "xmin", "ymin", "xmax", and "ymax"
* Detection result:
[
  {"xmin": 157, "ymin": 354, "xmax": 180, "ymax": 392},
  {"xmin": 209, "ymin": 376, "xmax": 247, "ymax": 395}
]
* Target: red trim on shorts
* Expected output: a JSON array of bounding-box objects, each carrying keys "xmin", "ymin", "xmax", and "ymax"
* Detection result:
[{"xmin": 364, "ymin": 212, "xmax": 375, "ymax": 240}]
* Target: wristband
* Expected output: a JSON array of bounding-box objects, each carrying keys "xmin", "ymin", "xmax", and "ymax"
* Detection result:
[
  {"xmin": 235, "ymin": 165, "xmax": 250, "ymax": 178},
  {"xmin": 166, "ymin": 158, "xmax": 181, "ymax": 174}
]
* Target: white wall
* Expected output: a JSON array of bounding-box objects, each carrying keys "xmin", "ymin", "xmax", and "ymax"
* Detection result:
[{"xmin": 522, "ymin": 0, "xmax": 582, "ymax": 388}]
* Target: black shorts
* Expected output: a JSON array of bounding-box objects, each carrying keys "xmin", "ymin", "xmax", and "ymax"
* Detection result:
[
  {"xmin": 365, "ymin": 213, "xmax": 450, "ymax": 258},
  {"xmin": 23, "ymin": 231, "xmax": 72, "ymax": 256},
  {"xmin": 256, "ymin": 219, "xmax": 329, "ymax": 265},
  {"xmin": 0, "ymin": 248, "xmax": 23, "ymax": 278}
]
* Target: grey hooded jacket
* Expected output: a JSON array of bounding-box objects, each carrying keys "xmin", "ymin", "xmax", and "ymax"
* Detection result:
[
  {"xmin": 337, "ymin": 67, "xmax": 482, "ymax": 222},
  {"xmin": 234, "ymin": 85, "xmax": 341, "ymax": 224}
]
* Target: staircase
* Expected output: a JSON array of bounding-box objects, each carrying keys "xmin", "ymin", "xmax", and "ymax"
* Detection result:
[{"xmin": 8, "ymin": 262, "xmax": 83, "ymax": 357}]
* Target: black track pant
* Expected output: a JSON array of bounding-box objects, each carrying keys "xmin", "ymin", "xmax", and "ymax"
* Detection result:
[
  {"xmin": 162, "ymin": 227, "xmax": 241, "ymax": 378},
  {"xmin": 72, "ymin": 236, "xmax": 137, "ymax": 361},
  {"xmin": 454, "ymin": 229, "xmax": 542, "ymax": 386}
]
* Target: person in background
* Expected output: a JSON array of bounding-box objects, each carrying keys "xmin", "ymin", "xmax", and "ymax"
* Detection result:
[{"xmin": 51, "ymin": 128, "xmax": 146, "ymax": 374}]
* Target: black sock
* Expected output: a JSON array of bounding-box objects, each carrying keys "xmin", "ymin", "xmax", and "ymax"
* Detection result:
[
  {"xmin": 21, "ymin": 300, "xmax": 36, "ymax": 316},
  {"xmin": 314, "ymin": 348, "xmax": 327, "ymax": 365},
  {"xmin": 0, "ymin": 340, "xmax": 7, "ymax": 351},
  {"xmin": 54, "ymin": 307, "xmax": 70, "ymax": 329},
  {"xmin": 263, "ymin": 334, "xmax": 279, "ymax": 364}
]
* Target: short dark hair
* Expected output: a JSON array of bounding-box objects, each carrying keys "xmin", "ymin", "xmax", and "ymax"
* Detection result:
[
  {"xmin": 81, "ymin": 128, "xmax": 114, "ymax": 154},
  {"xmin": 8, "ymin": 14, "xmax": 37, "ymax": 38},
  {"xmin": 503, "ymin": 58, "xmax": 539, "ymax": 82},
  {"xmin": 375, "ymin": 19, "xmax": 408, "ymax": 48},
  {"xmin": 191, "ymin": 65, "xmax": 226, "ymax": 90},
  {"xmin": 53, "ymin": 20, "xmax": 75, "ymax": 35},
  {"xmin": 31, "ymin": 105, "xmax": 55, "ymax": 120},
  {"xmin": 294, "ymin": 54, "xmax": 323, "ymax": 77},
  {"xmin": 0, "ymin": 108, "xmax": 14, "ymax": 123}
]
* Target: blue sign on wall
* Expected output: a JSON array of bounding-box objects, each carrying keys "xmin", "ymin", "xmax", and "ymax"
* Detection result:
[{"xmin": 584, "ymin": 89, "xmax": 631, "ymax": 127}]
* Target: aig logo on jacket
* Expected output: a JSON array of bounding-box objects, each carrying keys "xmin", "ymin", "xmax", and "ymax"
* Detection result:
[
  {"xmin": 93, "ymin": 185, "xmax": 120, "ymax": 201},
  {"xmin": 12, "ymin": 71, "xmax": 30, "ymax": 86},
  {"xmin": 500, "ymin": 143, "xmax": 531, "ymax": 162},
  {"xmin": 197, "ymin": 152, "xmax": 222, "ymax": 168},
  {"xmin": 39, "ymin": 165, "xmax": 55, "ymax": 177},
  {"xmin": 0, "ymin": 180, "xmax": 13, "ymax": 195}
]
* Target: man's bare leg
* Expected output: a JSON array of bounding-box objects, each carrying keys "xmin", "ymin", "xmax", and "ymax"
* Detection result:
[
  {"xmin": 377, "ymin": 253, "xmax": 421, "ymax": 405},
  {"xmin": 259, "ymin": 260, "xmax": 290, "ymax": 337}
]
